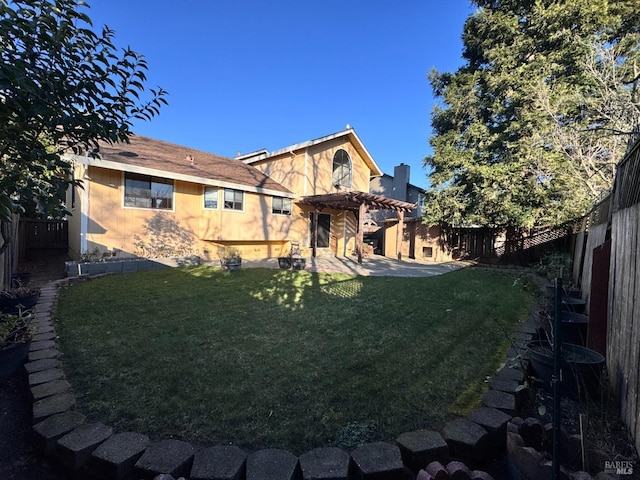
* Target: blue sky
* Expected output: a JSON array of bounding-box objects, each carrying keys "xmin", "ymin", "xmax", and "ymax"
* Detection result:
[{"xmin": 86, "ymin": 1, "xmax": 473, "ymax": 188}]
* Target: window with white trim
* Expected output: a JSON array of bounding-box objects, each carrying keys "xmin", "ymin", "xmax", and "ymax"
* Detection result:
[
  {"xmin": 204, "ymin": 186, "xmax": 219, "ymax": 209},
  {"xmin": 124, "ymin": 172, "xmax": 173, "ymax": 209},
  {"xmin": 332, "ymin": 149, "xmax": 352, "ymax": 188},
  {"xmin": 272, "ymin": 196, "xmax": 292, "ymax": 215},
  {"xmin": 223, "ymin": 188, "xmax": 244, "ymax": 211}
]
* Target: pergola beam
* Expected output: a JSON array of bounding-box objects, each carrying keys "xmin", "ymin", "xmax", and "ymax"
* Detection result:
[{"xmin": 299, "ymin": 190, "xmax": 417, "ymax": 264}]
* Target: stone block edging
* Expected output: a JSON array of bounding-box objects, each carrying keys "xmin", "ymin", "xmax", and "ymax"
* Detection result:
[{"xmin": 23, "ymin": 274, "xmax": 532, "ymax": 479}]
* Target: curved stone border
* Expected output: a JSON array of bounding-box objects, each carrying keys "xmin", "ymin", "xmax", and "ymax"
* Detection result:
[{"xmin": 23, "ymin": 272, "xmax": 536, "ymax": 480}]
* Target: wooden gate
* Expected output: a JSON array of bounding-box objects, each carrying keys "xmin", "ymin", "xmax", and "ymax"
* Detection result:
[{"xmin": 20, "ymin": 219, "xmax": 68, "ymax": 250}]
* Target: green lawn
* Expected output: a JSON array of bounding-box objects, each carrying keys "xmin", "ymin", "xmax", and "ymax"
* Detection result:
[{"xmin": 54, "ymin": 265, "xmax": 533, "ymax": 453}]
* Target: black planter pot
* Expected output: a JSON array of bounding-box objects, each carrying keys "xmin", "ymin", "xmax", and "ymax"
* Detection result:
[
  {"xmin": 527, "ymin": 340, "xmax": 605, "ymax": 401},
  {"xmin": 0, "ymin": 291, "xmax": 40, "ymax": 315},
  {"xmin": 278, "ymin": 257, "xmax": 292, "ymax": 269},
  {"xmin": 291, "ymin": 258, "xmax": 306, "ymax": 270},
  {"xmin": 0, "ymin": 340, "xmax": 32, "ymax": 381},
  {"xmin": 560, "ymin": 312, "xmax": 589, "ymax": 346},
  {"xmin": 561, "ymin": 296, "xmax": 586, "ymax": 314},
  {"xmin": 220, "ymin": 259, "xmax": 242, "ymax": 272}
]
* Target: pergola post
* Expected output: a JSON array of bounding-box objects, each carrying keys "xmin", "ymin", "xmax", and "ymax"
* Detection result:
[
  {"xmin": 396, "ymin": 210, "xmax": 404, "ymax": 260},
  {"xmin": 311, "ymin": 207, "xmax": 319, "ymax": 258},
  {"xmin": 356, "ymin": 202, "xmax": 366, "ymax": 264}
]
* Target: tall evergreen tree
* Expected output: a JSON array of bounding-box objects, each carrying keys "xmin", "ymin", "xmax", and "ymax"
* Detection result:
[{"xmin": 424, "ymin": 0, "xmax": 640, "ymax": 229}]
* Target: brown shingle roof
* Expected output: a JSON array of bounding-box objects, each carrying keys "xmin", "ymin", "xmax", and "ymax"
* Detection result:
[{"xmin": 94, "ymin": 135, "xmax": 291, "ymax": 194}]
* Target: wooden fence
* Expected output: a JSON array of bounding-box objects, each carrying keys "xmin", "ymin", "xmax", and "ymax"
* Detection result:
[
  {"xmin": 20, "ymin": 219, "xmax": 68, "ymax": 250},
  {"xmin": 572, "ymin": 136, "xmax": 640, "ymax": 456},
  {"xmin": 607, "ymin": 198, "xmax": 640, "ymax": 455}
]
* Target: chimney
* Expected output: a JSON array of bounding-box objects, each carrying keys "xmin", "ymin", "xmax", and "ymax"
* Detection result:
[
  {"xmin": 392, "ymin": 163, "xmax": 410, "ymax": 201},
  {"xmin": 186, "ymin": 155, "xmax": 195, "ymax": 165}
]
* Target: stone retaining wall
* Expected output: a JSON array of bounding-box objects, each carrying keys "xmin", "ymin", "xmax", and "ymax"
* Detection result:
[
  {"xmin": 23, "ymin": 273, "xmax": 541, "ymax": 480},
  {"xmin": 64, "ymin": 256, "xmax": 202, "ymax": 277}
]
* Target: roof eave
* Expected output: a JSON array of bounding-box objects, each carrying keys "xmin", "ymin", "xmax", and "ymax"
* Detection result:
[{"xmin": 66, "ymin": 153, "xmax": 295, "ymax": 198}]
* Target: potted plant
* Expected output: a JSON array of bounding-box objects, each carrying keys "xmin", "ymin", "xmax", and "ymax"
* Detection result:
[
  {"xmin": 0, "ymin": 312, "xmax": 35, "ymax": 381},
  {"xmin": 0, "ymin": 285, "xmax": 40, "ymax": 315},
  {"xmin": 218, "ymin": 246, "xmax": 242, "ymax": 271},
  {"xmin": 526, "ymin": 339, "xmax": 605, "ymax": 401},
  {"xmin": 278, "ymin": 254, "xmax": 292, "ymax": 269}
]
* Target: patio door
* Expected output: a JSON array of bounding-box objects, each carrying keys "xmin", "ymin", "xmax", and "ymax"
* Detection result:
[{"xmin": 310, "ymin": 213, "xmax": 331, "ymax": 248}]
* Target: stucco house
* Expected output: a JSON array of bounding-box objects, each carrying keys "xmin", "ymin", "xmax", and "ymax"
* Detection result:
[{"xmin": 64, "ymin": 127, "xmax": 415, "ymax": 263}]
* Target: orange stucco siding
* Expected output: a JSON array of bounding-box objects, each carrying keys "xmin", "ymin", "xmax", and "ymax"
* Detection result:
[
  {"xmin": 250, "ymin": 137, "xmax": 372, "ymax": 196},
  {"xmin": 246, "ymin": 136, "xmax": 372, "ymax": 258},
  {"xmin": 384, "ymin": 221, "xmax": 454, "ymax": 262},
  {"xmin": 71, "ymin": 165, "xmax": 310, "ymax": 260}
]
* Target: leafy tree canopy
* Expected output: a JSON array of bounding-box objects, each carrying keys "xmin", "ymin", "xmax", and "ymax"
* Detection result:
[
  {"xmin": 424, "ymin": 0, "xmax": 640, "ymax": 229},
  {"xmin": 0, "ymin": 0, "xmax": 168, "ymax": 222}
]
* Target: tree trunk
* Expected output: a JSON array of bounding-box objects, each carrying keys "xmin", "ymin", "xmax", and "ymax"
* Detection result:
[{"xmin": 0, "ymin": 213, "xmax": 20, "ymax": 290}]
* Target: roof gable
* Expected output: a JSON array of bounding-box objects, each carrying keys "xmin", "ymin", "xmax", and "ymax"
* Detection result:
[{"xmin": 238, "ymin": 127, "xmax": 383, "ymax": 177}]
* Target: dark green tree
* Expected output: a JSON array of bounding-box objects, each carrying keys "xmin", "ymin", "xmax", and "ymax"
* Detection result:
[
  {"xmin": 424, "ymin": 0, "xmax": 640, "ymax": 230},
  {"xmin": 0, "ymin": 0, "xmax": 167, "ymax": 286}
]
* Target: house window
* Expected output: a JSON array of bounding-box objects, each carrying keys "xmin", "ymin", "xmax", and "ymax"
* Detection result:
[
  {"xmin": 422, "ymin": 246, "xmax": 433, "ymax": 258},
  {"xmin": 124, "ymin": 172, "xmax": 173, "ymax": 209},
  {"xmin": 204, "ymin": 186, "xmax": 219, "ymax": 209},
  {"xmin": 223, "ymin": 188, "xmax": 244, "ymax": 211},
  {"xmin": 272, "ymin": 196, "xmax": 292, "ymax": 215},
  {"xmin": 332, "ymin": 149, "xmax": 352, "ymax": 188}
]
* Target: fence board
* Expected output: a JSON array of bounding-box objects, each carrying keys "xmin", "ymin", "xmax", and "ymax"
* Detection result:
[
  {"xmin": 572, "ymin": 231, "xmax": 586, "ymax": 286},
  {"xmin": 607, "ymin": 204, "xmax": 640, "ymax": 455},
  {"xmin": 579, "ymin": 223, "xmax": 607, "ymax": 313}
]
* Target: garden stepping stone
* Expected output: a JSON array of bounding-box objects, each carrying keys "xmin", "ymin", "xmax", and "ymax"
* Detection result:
[
  {"xmin": 31, "ymin": 378, "xmax": 71, "ymax": 401},
  {"xmin": 395, "ymin": 430, "xmax": 449, "ymax": 473},
  {"xmin": 496, "ymin": 366, "xmax": 525, "ymax": 383},
  {"xmin": 299, "ymin": 447, "xmax": 350, "ymax": 480},
  {"xmin": 89, "ymin": 431, "xmax": 151, "ymax": 480},
  {"xmin": 29, "ymin": 367, "xmax": 64, "ymax": 386},
  {"xmin": 33, "ymin": 331, "xmax": 56, "ymax": 342},
  {"xmin": 25, "ymin": 358, "xmax": 61, "ymax": 374},
  {"xmin": 32, "ymin": 410, "xmax": 87, "ymax": 454},
  {"xmin": 518, "ymin": 417, "xmax": 546, "ymax": 450},
  {"xmin": 33, "ymin": 324, "xmax": 55, "ymax": 335},
  {"xmin": 135, "ymin": 439, "xmax": 195, "ymax": 480},
  {"xmin": 487, "ymin": 376, "xmax": 520, "ymax": 395},
  {"xmin": 190, "ymin": 445, "xmax": 247, "ymax": 480},
  {"xmin": 32, "ymin": 392, "xmax": 76, "ymax": 422},
  {"xmin": 349, "ymin": 442, "xmax": 404, "ymax": 480},
  {"xmin": 466, "ymin": 407, "xmax": 512, "ymax": 451},
  {"xmin": 442, "ymin": 419, "xmax": 491, "ymax": 465},
  {"xmin": 55, "ymin": 422, "xmax": 113, "ymax": 470},
  {"xmin": 30, "ymin": 339, "xmax": 57, "ymax": 351},
  {"xmin": 246, "ymin": 449, "xmax": 299, "ymax": 480},
  {"xmin": 481, "ymin": 390, "xmax": 516, "ymax": 416},
  {"xmin": 422, "ymin": 460, "xmax": 448, "ymax": 480},
  {"xmin": 28, "ymin": 347, "xmax": 60, "ymax": 361},
  {"xmin": 446, "ymin": 460, "xmax": 472, "ymax": 480},
  {"xmin": 471, "ymin": 471, "xmax": 496, "ymax": 480}
]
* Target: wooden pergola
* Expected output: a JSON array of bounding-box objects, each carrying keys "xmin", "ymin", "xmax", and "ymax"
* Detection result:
[{"xmin": 298, "ymin": 191, "xmax": 417, "ymax": 264}]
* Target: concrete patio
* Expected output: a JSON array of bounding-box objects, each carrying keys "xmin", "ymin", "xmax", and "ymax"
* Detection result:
[{"xmin": 241, "ymin": 255, "xmax": 471, "ymax": 277}]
